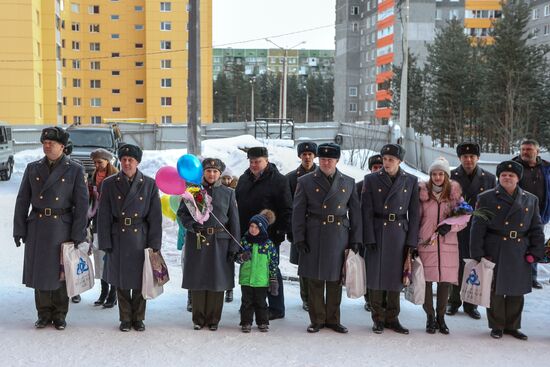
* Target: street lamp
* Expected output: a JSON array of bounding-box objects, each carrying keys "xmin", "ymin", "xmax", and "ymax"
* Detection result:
[
  {"xmin": 265, "ymin": 38, "xmax": 306, "ymax": 122},
  {"xmin": 249, "ymin": 76, "xmax": 256, "ymax": 122},
  {"xmin": 303, "ymin": 84, "xmax": 309, "ymax": 123}
]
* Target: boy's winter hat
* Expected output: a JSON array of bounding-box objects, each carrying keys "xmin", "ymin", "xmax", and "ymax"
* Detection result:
[
  {"xmin": 429, "ymin": 157, "xmax": 451, "ymax": 177},
  {"xmin": 496, "ymin": 160, "xmax": 523, "ymax": 180},
  {"xmin": 249, "ymin": 209, "xmax": 276, "ymax": 236},
  {"xmin": 381, "ymin": 144, "xmax": 405, "ymax": 161},
  {"xmin": 456, "ymin": 142, "xmax": 480, "ymax": 157},
  {"xmin": 297, "ymin": 142, "xmax": 317, "ymax": 157}
]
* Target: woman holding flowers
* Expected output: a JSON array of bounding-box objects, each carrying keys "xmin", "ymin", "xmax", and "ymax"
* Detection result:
[
  {"xmin": 418, "ymin": 157, "xmax": 467, "ymax": 335},
  {"xmin": 178, "ymin": 158, "xmax": 240, "ymax": 331}
]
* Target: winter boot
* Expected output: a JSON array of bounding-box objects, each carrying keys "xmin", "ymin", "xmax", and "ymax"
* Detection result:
[
  {"xmin": 437, "ymin": 316, "xmax": 449, "ymax": 335},
  {"xmin": 94, "ymin": 280, "xmax": 109, "ymax": 306},
  {"xmin": 187, "ymin": 291, "xmax": 193, "ymax": 312},
  {"xmin": 103, "ymin": 287, "xmax": 117, "ymax": 308},
  {"xmin": 426, "ymin": 315, "xmax": 437, "ymax": 334},
  {"xmin": 225, "ymin": 290, "xmax": 233, "ymax": 303}
]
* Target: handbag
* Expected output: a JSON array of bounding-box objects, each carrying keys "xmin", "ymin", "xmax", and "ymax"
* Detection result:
[
  {"xmin": 62, "ymin": 242, "xmax": 95, "ymax": 298},
  {"xmin": 142, "ymin": 248, "xmax": 164, "ymax": 300},
  {"xmin": 404, "ymin": 257, "xmax": 426, "ymax": 305},
  {"xmin": 460, "ymin": 258, "xmax": 495, "ymax": 308}
]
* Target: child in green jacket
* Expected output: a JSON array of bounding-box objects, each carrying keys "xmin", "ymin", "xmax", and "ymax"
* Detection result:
[{"xmin": 237, "ymin": 209, "xmax": 278, "ymax": 333}]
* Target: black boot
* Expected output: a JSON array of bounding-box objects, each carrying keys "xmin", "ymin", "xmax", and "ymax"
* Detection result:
[
  {"xmin": 94, "ymin": 280, "xmax": 109, "ymax": 306},
  {"xmin": 187, "ymin": 291, "xmax": 192, "ymax": 312},
  {"xmin": 103, "ymin": 286, "xmax": 117, "ymax": 308},
  {"xmin": 426, "ymin": 315, "xmax": 436, "ymax": 334},
  {"xmin": 437, "ymin": 316, "xmax": 449, "ymax": 335}
]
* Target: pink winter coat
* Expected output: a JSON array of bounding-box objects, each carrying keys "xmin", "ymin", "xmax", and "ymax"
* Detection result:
[{"xmin": 417, "ymin": 180, "xmax": 467, "ymax": 284}]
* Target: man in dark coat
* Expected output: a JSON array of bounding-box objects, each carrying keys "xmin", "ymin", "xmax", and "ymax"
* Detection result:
[
  {"xmin": 14, "ymin": 127, "xmax": 88, "ymax": 330},
  {"xmin": 293, "ymin": 143, "xmax": 362, "ymax": 333},
  {"xmin": 235, "ymin": 147, "xmax": 292, "ymax": 320},
  {"xmin": 97, "ymin": 144, "xmax": 162, "ymax": 332},
  {"xmin": 447, "ymin": 142, "xmax": 496, "ymax": 319},
  {"xmin": 286, "ymin": 141, "xmax": 317, "ymax": 312},
  {"xmin": 362, "ymin": 144, "xmax": 420, "ymax": 335},
  {"xmin": 179, "ymin": 158, "xmax": 240, "ymax": 331},
  {"xmin": 470, "ymin": 160, "xmax": 545, "ymax": 340},
  {"xmin": 512, "ymin": 139, "xmax": 550, "ymax": 289}
]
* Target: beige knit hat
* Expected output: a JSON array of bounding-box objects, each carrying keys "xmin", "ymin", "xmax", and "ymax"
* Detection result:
[{"xmin": 429, "ymin": 157, "xmax": 450, "ymax": 176}]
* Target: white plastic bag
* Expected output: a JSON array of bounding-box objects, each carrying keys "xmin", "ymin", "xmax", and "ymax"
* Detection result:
[
  {"xmin": 404, "ymin": 257, "xmax": 426, "ymax": 305},
  {"xmin": 62, "ymin": 242, "xmax": 95, "ymax": 298},
  {"xmin": 142, "ymin": 248, "xmax": 164, "ymax": 300},
  {"xmin": 343, "ymin": 250, "xmax": 367, "ymax": 299},
  {"xmin": 460, "ymin": 258, "xmax": 495, "ymax": 308}
]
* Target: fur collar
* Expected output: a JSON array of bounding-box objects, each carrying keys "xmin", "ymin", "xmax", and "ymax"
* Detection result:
[{"xmin": 419, "ymin": 180, "xmax": 462, "ymax": 205}]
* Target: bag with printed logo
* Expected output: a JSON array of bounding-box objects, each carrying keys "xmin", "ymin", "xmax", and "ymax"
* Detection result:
[{"xmin": 62, "ymin": 242, "xmax": 95, "ymax": 298}]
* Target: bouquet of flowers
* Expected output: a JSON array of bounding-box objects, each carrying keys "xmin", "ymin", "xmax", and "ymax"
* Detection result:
[
  {"xmin": 182, "ymin": 185, "xmax": 212, "ymax": 225},
  {"xmin": 421, "ymin": 201, "xmax": 494, "ymax": 246}
]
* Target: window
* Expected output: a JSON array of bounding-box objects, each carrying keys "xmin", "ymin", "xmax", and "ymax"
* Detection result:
[
  {"xmin": 349, "ymin": 103, "xmax": 357, "ymax": 112},
  {"xmin": 161, "ymin": 97, "xmax": 172, "ymax": 106},
  {"xmin": 111, "ymin": 14, "xmax": 119, "ymax": 20},
  {"xmin": 135, "ymin": 24, "xmax": 144, "ymax": 30},
  {"xmin": 90, "ymin": 61, "xmax": 100, "ymax": 70},
  {"xmin": 135, "ymin": 5, "xmax": 143, "ymax": 11},
  {"xmin": 161, "ymin": 78, "xmax": 172, "ymax": 88},
  {"xmin": 136, "ymin": 98, "xmax": 144, "ymax": 104},
  {"xmin": 73, "ymin": 116, "xmax": 81, "ymax": 124},
  {"xmin": 71, "ymin": 22, "xmax": 80, "ymax": 31},
  {"xmin": 71, "ymin": 3, "xmax": 79, "ymax": 13},
  {"xmin": 89, "ymin": 24, "xmax": 100, "ymax": 32},
  {"xmin": 112, "ymin": 70, "xmax": 120, "ymax": 76},
  {"xmin": 349, "ymin": 87, "xmax": 358, "ymax": 97},
  {"xmin": 545, "ymin": 5, "xmax": 550, "ymax": 17},
  {"xmin": 449, "ymin": 9, "xmax": 459, "ymax": 20},
  {"xmin": 72, "ymin": 59, "xmax": 80, "ymax": 69},
  {"xmin": 90, "ymin": 98, "xmax": 101, "ymax": 107},
  {"xmin": 161, "ymin": 59, "xmax": 172, "ymax": 69},
  {"xmin": 111, "ymin": 33, "xmax": 120, "ymax": 39},
  {"xmin": 90, "ymin": 80, "xmax": 101, "ymax": 88},
  {"xmin": 72, "ymin": 78, "xmax": 81, "ymax": 88},
  {"xmin": 160, "ymin": 2, "xmax": 171, "ymax": 12},
  {"xmin": 351, "ymin": 6, "xmax": 359, "ymax": 15},
  {"xmin": 73, "ymin": 97, "xmax": 81, "ymax": 106},
  {"xmin": 135, "ymin": 43, "xmax": 144, "ymax": 49},
  {"xmin": 161, "ymin": 21, "xmax": 172, "ymax": 31},
  {"xmin": 88, "ymin": 5, "xmax": 99, "ymax": 14},
  {"xmin": 161, "ymin": 116, "xmax": 172, "ymax": 124},
  {"xmin": 111, "ymin": 52, "xmax": 120, "ymax": 58},
  {"xmin": 90, "ymin": 42, "xmax": 100, "ymax": 51},
  {"xmin": 112, "ymin": 89, "xmax": 120, "ymax": 94},
  {"xmin": 533, "ymin": 8, "xmax": 540, "ymax": 20},
  {"xmin": 112, "ymin": 107, "xmax": 120, "ymax": 112},
  {"xmin": 72, "ymin": 41, "xmax": 80, "ymax": 50},
  {"xmin": 135, "ymin": 61, "xmax": 144, "ymax": 67},
  {"xmin": 160, "ymin": 40, "xmax": 171, "ymax": 50},
  {"xmin": 352, "ymin": 22, "xmax": 358, "ymax": 32},
  {"xmin": 136, "ymin": 80, "xmax": 144, "ymax": 85},
  {"xmin": 91, "ymin": 116, "xmax": 101, "ymax": 124}
]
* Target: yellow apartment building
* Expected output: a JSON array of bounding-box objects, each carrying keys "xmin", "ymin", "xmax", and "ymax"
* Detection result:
[
  {"xmin": 0, "ymin": 0, "xmax": 212, "ymax": 125},
  {"xmin": 464, "ymin": 0, "xmax": 502, "ymax": 42}
]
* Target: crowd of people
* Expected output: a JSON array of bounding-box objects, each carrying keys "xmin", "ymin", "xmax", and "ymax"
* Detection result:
[{"xmin": 12, "ymin": 127, "xmax": 549, "ymax": 341}]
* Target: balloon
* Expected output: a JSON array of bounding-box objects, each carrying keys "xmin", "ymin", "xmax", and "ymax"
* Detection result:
[
  {"xmin": 177, "ymin": 154, "xmax": 203, "ymax": 185},
  {"xmin": 160, "ymin": 195, "xmax": 177, "ymax": 221},
  {"xmin": 156, "ymin": 166, "xmax": 187, "ymax": 195},
  {"xmin": 169, "ymin": 195, "xmax": 182, "ymax": 214}
]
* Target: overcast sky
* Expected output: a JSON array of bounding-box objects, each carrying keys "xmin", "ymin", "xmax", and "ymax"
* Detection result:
[{"xmin": 212, "ymin": 0, "xmax": 336, "ymax": 50}]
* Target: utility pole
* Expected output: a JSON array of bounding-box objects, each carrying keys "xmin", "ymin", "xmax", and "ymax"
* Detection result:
[
  {"xmin": 397, "ymin": 0, "xmax": 409, "ymax": 144},
  {"xmin": 304, "ymin": 85, "xmax": 309, "ymax": 123},
  {"xmin": 250, "ymin": 76, "xmax": 256, "ymax": 122},
  {"xmin": 187, "ymin": 0, "xmax": 201, "ymax": 155}
]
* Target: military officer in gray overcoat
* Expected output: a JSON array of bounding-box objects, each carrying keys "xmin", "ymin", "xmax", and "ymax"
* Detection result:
[
  {"xmin": 470, "ymin": 160, "xmax": 545, "ymax": 341},
  {"xmin": 293, "ymin": 143, "xmax": 362, "ymax": 334},
  {"xmin": 362, "ymin": 144, "xmax": 420, "ymax": 335},
  {"xmin": 286, "ymin": 141, "xmax": 317, "ymax": 312},
  {"xmin": 13, "ymin": 127, "xmax": 88, "ymax": 330},
  {"xmin": 447, "ymin": 142, "xmax": 496, "ymax": 319},
  {"xmin": 97, "ymin": 144, "xmax": 162, "ymax": 332},
  {"xmin": 179, "ymin": 158, "xmax": 240, "ymax": 331}
]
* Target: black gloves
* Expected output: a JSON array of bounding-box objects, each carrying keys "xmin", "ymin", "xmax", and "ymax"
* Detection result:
[
  {"xmin": 152, "ymin": 249, "xmax": 159, "ymax": 253},
  {"xmin": 349, "ymin": 243, "xmax": 364, "ymax": 254},
  {"xmin": 235, "ymin": 251, "xmax": 251, "ymax": 264},
  {"xmin": 295, "ymin": 241, "xmax": 310, "ymax": 254},
  {"xmin": 269, "ymin": 278, "xmax": 279, "ymax": 296},
  {"xmin": 14, "ymin": 236, "xmax": 24, "ymax": 247},
  {"xmin": 366, "ymin": 243, "xmax": 377, "ymax": 251},
  {"xmin": 227, "ymin": 251, "xmax": 238, "ymax": 262},
  {"xmin": 437, "ymin": 224, "xmax": 452, "ymax": 236}
]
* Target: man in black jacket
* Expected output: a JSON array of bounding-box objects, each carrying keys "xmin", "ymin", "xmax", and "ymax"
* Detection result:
[{"xmin": 235, "ymin": 147, "xmax": 292, "ymax": 320}]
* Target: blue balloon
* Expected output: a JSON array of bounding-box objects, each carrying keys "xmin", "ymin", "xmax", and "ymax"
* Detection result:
[{"xmin": 177, "ymin": 154, "xmax": 203, "ymax": 184}]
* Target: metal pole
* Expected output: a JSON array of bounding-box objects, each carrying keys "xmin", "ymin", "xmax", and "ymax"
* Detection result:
[
  {"xmin": 250, "ymin": 78, "xmax": 255, "ymax": 122},
  {"xmin": 398, "ymin": 0, "xmax": 409, "ymax": 142},
  {"xmin": 282, "ymin": 50, "xmax": 288, "ymax": 122},
  {"xmin": 305, "ymin": 89, "xmax": 309, "ymax": 123},
  {"xmin": 187, "ymin": 0, "xmax": 201, "ymax": 155}
]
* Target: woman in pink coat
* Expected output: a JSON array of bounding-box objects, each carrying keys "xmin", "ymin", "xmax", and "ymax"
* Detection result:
[{"xmin": 418, "ymin": 157, "xmax": 467, "ymax": 335}]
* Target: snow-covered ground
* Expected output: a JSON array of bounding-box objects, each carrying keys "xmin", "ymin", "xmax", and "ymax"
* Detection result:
[{"xmin": 3, "ymin": 135, "xmax": 550, "ymax": 366}]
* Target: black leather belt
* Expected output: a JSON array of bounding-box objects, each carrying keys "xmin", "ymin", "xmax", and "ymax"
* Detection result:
[
  {"xmin": 374, "ymin": 212, "xmax": 407, "ymax": 221},
  {"xmin": 114, "ymin": 217, "xmax": 144, "ymax": 226},
  {"xmin": 197, "ymin": 227, "xmax": 225, "ymax": 236},
  {"xmin": 486, "ymin": 228, "xmax": 527, "ymax": 239},
  {"xmin": 306, "ymin": 213, "xmax": 347, "ymax": 223},
  {"xmin": 32, "ymin": 207, "xmax": 72, "ymax": 216}
]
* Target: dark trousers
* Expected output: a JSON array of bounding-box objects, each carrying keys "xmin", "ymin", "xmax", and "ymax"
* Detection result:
[
  {"xmin": 35, "ymin": 284, "xmax": 69, "ymax": 321},
  {"xmin": 299, "ymin": 276, "xmax": 309, "ymax": 303},
  {"xmin": 241, "ymin": 286, "xmax": 269, "ymax": 326},
  {"xmin": 307, "ymin": 278, "xmax": 342, "ymax": 324},
  {"xmin": 532, "ymin": 263, "xmax": 538, "ymax": 281},
  {"xmin": 117, "ymin": 288, "xmax": 146, "ymax": 322},
  {"xmin": 369, "ymin": 289, "xmax": 400, "ymax": 323},
  {"xmin": 448, "ymin": 259, "xmax": 477, "ymax": 311},
  {"xmin": 190, "ymin": 290, "xmax": 224, "ymax": 327},
  {"xmin": 487, "ymin": 292, "xmax": 524, "ymax": 330},
  {"xmin": 423, "ymin": 282, "xmax": 450, "ymax": 318},
  {"xmin": 267, "ymin": 246, "xmax": 285, "ymax": 316}
]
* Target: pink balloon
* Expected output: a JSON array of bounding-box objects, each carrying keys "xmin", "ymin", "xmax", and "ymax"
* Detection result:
[{"xmin": 155, "ymin": 166, "xmax": 187, "ymax": 195}]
